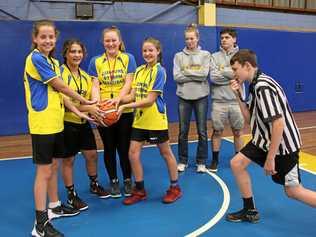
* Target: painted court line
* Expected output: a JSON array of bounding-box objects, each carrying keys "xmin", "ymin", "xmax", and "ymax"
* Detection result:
[{"xmin": 185, "ymin": 170, "xmax": 230, "ymax": 237}]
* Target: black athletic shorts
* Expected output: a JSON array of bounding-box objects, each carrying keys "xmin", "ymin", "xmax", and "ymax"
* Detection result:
[
  {"xmin": 131, "ymin": 128, "xmax": 169, "ymax": 144},
  {"xmin": 31, "ymin": 132, "xmax": 65, "ymax": 165},
  {"xmin": 63, "ymin": 121, "xmax": 97, "ymax": 157},
  {"xmin": 240, "ymin": 141, "xmax": 301, "ymax": 186}
]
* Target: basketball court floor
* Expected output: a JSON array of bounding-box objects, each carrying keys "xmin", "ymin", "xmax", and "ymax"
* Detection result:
[{"xmin": 1, "ymin": 139, "xmax": 315, "ymax": 236}]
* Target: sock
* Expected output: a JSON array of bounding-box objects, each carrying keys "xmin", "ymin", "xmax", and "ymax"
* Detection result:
[
  {"xmin": 243, "ymin": 197, "xmax": 255, "ymax": 210},
  {"xmin": 212, "ymin": 151, "xmax": 219, "ymax": 162},
  {"xmin": 48, "ymin": 200, "xmax": 61, "ymax": 209},
  {"xmin": 135, "ymin": 181, "xmax": 144, "ymax": 190},
  {"xmin": 170, "ymin": 180, "xmax": 178, "ymax": 187},
  {"xmin": 89, "ymin": 175, "xmax": 98, "ymax": 186},
  {"xmin": 66, "ymin": 184, "xmax": 76, "ymax": 197},
  {"xmin": 35, "ymin": 210, "xmax": 48, "ymax": 225}
]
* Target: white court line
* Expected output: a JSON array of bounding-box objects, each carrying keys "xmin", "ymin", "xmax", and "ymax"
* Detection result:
[
  {"xmin": 0, "ymin": 139, "xmax": 203, "ymax": 161},
  {"xmin": 185, "ymin": 170, "xmax": 230, "ymax": 237},
  {"xmin": 1, "ymin": 139, "xmax": 232, "ymax": 236},
  {"xmin": 298, "ymin": 126, "xmax": 316, "ymax": 130}
]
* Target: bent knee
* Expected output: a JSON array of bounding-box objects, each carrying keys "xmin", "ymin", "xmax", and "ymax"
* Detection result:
[
  {"xmin": 232, "ymin": 129, "xmax": 242, "ymax": 137},
  {"xmin": 212, "ymin": 130, "xmax": 223, "ymax": 138},
  {"xmin": 284, "ymin": 186, "xmax": 299, "ymax": 199},
  {"xmin": 230, "ymin": 154, "xmax": 246, "ymax": 170},
  {"xmin": 128, "ymin": 149, "xmax": 140, "ymax": 162},
  {"xmin": 62, "ymin": 158, "xmax": 74, "ymax": 167}
]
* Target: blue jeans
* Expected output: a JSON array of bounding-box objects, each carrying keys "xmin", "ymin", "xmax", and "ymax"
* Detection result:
[{"xmin": 178, "ymin": 96, "xmax": 208, "ymax": 165}]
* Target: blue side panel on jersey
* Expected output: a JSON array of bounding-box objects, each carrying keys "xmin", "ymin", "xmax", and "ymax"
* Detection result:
[{"xmin": 0, "ymin": 21, "xmax": 315, "ymax": 135}]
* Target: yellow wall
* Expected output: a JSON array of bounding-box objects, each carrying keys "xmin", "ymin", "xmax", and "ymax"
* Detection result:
[{"xmin": 198, "ymin": 3, "xmax": 216, "ymax": 26}]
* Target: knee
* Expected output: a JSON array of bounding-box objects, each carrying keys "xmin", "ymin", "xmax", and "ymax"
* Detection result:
[
  {"xmin": 179, "ymin": 126, "xmax": 189, "ymax": 138},
  {"xmin": 37, "ymin": 165, "xmax": 53, "ymax": 180},
  {"xmin": 51, "ymin": 160, "xmax": 59, "ymax": 173},
  {"xmin": 230, "ymin": 156, "xmax": 243, "ymax": 171},
  {"xmin": 284, "ymin": 186, "xmax": 297, "ymax": 199},
  {"xmin": 85, "ymin": 152, "xmax": 97, "ymax": 162},
  {"xmin": 212, "ymin": 130, "xmax": 222, "ymax": 138},
  {"xmin": 159, "ymin": 149, "xmax": 170, "ymax": 159},
  {"xmin": 62, "ymin": 158, "xmax": 74, "ymax": 168},
  {"xmin": 233, "ymin": 129, "xmax": 242, "ymax": 138},
  {"xmin": 128, "ymin": 149, "xmax": 139, "ymax": 163}
]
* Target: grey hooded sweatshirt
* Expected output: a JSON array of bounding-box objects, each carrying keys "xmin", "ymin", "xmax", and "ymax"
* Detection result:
[
  {"xmin": 173, "ymin": 47, "xmax": 211, "ymax": 100},
  {"xmin": 210, "ymin": 46, "xmax": 240, "ymax": 102}
]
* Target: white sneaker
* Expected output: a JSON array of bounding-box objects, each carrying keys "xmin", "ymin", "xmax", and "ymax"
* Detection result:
[
  {"xmin": 196, "ymin": 164, "xmax": 206, "ymax": 173},
  {"xmin": 177, "ymin": 163, "xmax": 187, "ymax": 172}
]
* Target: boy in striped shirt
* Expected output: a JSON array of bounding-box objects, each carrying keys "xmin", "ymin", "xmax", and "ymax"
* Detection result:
[{"xmin": 227, "ymin": 49, "xmax": 316, "ymax": 223}]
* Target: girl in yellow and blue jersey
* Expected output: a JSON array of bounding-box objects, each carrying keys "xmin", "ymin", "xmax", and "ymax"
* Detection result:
[
  {"xmin": 117, "ymin": 37, "xmax": 182, "ymax": 205},
  {"xmin": 60, "ymin": 39, "xmax": 110, "ymax": 212},
  {"xmin": 88, "ymin": 26, "xmax": 136, "ymax": 198},
  {"xmin": 24, "ymin": 20, "xmax": 94, "ymax": 237}
]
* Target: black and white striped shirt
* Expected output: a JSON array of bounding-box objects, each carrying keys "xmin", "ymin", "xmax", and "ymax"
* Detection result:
[{"xmin": 247, "ymin": 70, "xmax": 302, "ymax": 155}]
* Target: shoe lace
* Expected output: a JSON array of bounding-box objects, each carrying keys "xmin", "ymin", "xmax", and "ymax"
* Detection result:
[
  {"xmin": 73, "ymin": 195, "xmax": 84, "ymax": 204},
  {"xmin": 44, "ymin": 221, "xmax": 58, "ymax": 234},
  {"xmin": 166, "ymin": 187, "xmax": 178, "ymax": 197}
]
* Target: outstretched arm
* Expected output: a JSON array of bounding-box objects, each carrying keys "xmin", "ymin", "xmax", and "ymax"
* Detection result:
[{"xmin": 49, "ymin": 77, "xmax": 96, "ymax": 105}]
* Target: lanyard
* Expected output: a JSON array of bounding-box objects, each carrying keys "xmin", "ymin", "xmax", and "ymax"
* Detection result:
[
  {"xmin": 106, "ymin": 54, "xmax": 117, "ymax": 81},
  {"xmin": 48, "ymin": 56, "xmax": 56, "ymax": 73},
  {"xmin": 65, "ymin": 64, "xmax": 82, "ymax": 95},
  {"xmin": 105, "ymin": 54, "xmax": 117, "ymax": 98}
]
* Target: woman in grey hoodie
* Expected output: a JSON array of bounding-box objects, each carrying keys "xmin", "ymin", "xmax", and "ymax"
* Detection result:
[{"xmin": 173, "ymin": 24, "xmax": 211, "ymax": 173}]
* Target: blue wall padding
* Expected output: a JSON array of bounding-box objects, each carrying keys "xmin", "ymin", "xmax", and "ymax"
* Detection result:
[{"xmin": 0, "ymin": 21, "xmax": 315, "ymax": 135}]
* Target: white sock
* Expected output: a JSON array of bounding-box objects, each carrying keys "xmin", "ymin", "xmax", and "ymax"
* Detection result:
[{"xmin": 48, "ymin": 200, "xmax": 61, "ymax": 209}]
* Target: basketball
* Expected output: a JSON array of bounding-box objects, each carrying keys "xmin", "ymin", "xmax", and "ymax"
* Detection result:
[{"xmin": 98, "ymin": 101, "xmax": 119, "ymax": 126}]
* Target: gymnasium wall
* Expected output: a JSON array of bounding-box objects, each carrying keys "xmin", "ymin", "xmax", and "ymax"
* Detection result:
[{"xmin": 0, "ymin": 20, "xmax": 315, "ymax": 136}]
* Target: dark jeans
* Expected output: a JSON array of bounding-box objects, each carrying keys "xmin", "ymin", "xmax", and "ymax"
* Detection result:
[
  {"xmin": 178, "ymin": 96, "xmax": 208, "ymax": 165},
  {"xmin": 98, "ymin": 112, "xmax": 133, "ymax": 181}
]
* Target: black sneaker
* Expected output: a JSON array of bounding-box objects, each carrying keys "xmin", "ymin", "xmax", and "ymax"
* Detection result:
[
  {"xmin": 31, "ymin": 220, "xmax": 64, "ymax": 237},
  {"xmin": 208, "ymin": 160, "xmax": 218, "ymax": 172},
  {"xmin": 48, "ymin": 203, "xmax": 80, "ymax": 220},
  {"xmin": 226, "ymin": 208, "xmax": 260, "ymax": 223},
  {"xmin": 68, "ymin": 194, "xmax": 88, "ymax": 211},
  {"xmin": 110, "ymin": 179, "xmax": 122, "ymax": 198},
  {"xmin": 90, "ymin": 183, "xmax": 111, "ymax": 199},
  {"xmin": 123, "ymin": 179, "xmax": 132, "ymax": 197}
]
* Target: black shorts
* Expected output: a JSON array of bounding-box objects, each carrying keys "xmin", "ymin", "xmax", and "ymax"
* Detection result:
[
  {"xmin": 63, "ymin": 121, "xmax": 97, "ymax": 157},
  {"xmin": 31, "ymin": 132, "xmax": 65, "ymax": 165},
  {"xmin": 131, "ymin": 128, "xmax": 169, "ymax": 144},
  {"xmin": 240, "ymin": 141, "xmax": 301, "ymax": 186}
]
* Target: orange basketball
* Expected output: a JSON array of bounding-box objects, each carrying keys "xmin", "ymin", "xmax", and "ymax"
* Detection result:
[{"xmin": 98, "ymin": 102, "xmax": 119, "ymax": 126}]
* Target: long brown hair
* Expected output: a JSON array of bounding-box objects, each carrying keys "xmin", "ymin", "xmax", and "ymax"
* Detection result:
[
  {"xmin": 143, "ymin": 37, "xmax": 163, "ymax": 65},
  {"xmin": 102, "ymin": 26, "xmax": 126, "ymax": 52},
  {"xmin": 31, "ymin": 19, "xmax": 59, "ymax": 57},
  {"xmin": 62, "ymin": 39, "xmax": 87, "ymax": 64}
]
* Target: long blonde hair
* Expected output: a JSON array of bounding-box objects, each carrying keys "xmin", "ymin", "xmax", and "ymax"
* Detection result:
[
  {"xmin": 185, "ymin": 23, "xmax": 199, "ymax": 39},
  {"xmin": 31, "ymin": 19, "xmax": 59, "ymax": 57},
  {"xmin": 102, "ymin": 26, "xmax": 126, "ymax": 52}
]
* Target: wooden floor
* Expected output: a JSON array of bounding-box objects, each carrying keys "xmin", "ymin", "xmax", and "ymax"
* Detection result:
[{"xmin": 0, "ymin": 111, "xmax": 315, "ymax": 159}]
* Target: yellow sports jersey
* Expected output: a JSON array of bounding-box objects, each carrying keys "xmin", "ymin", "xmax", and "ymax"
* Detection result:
[
  {"xmin": 23, "ymin": 49, "xmax": 64, "ymax": 134},
  {"xmin": 88, "ymin": 51, "xmax": 136, "ymax": 113},
  {"xmin": 61, "ymin": 64, "xmax": 92, "ymax": 124},
  {"xmin": 132, "ymin": 63, "xmax": 168, "ymax": 130}
]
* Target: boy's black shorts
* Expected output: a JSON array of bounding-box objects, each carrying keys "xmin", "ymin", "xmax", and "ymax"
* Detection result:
[{"xmin": 240, "ymin": 141, "xmax": 301, "ymax": 186}]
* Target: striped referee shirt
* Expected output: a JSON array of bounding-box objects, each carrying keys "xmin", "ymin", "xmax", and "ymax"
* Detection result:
[{"xmin": 247, "ymin": 70, "xmax": 302, "ymax": 155}]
